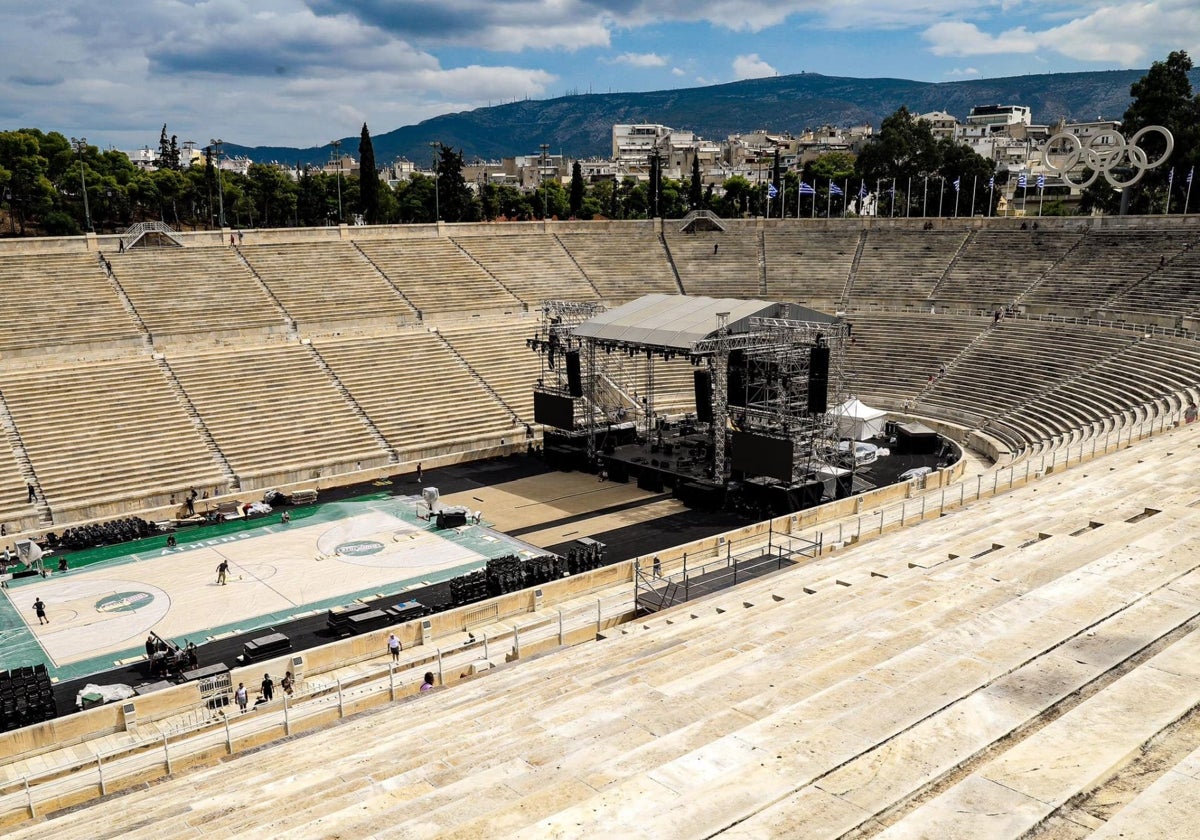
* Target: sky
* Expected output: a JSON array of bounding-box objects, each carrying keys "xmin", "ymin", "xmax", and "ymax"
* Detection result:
[{"xmin": 2, "ymin": 0, "xmax": 1198, "ymax": 151}]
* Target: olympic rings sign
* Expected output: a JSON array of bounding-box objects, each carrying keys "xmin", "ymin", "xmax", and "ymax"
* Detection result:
[{"xmin": 1041, "ymin": 125, "xmax": 1173, "ymax": 190}]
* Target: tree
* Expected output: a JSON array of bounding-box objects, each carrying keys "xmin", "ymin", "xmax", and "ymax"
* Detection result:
[
  {"xmin": 358, "ymin": 123, "xmax": 380, "ymax": 224},
  {"xmin": 647, "ymin": 153, "xmax": 659, "ymax": 218},
  {"xmin": 434, "ymin": 145, "xmax": 479, "ymax": 223},
  {"xmin": 689, "ymin": 154, "xmax": 703, "ymax": 209},
  {"xmin": 855, "ymin": 106, "xmax": 940, "ymax": 183},
  {"xmin": 569, "ymin": 160, "xmax": 584, "ymax": 217}
]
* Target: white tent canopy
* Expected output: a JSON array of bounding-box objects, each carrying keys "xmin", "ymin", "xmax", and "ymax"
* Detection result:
[{"xmin": 832, "ymin": 398, "xmax": 887, "ymax": 441}]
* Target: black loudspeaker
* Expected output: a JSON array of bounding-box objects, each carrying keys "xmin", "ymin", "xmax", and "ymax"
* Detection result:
[
  {"xmin": 693, "ymin": 369, "xmax": 713, "ymax": 423},
  {"xmin": 727, "ymin": 350, "xmax": 745, "ymax": 407},
  {"xmin": 565, "ymin": 350, "xmax": 582, "ymax": 397},
  {"xmin": 808, "ymin": 345, "xmax": 830, "ymax": 415}
]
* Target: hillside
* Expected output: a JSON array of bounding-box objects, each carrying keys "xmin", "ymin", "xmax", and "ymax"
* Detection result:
[{"xmin": 228, "ymin": 68, "xmax": 1200, "ymax": 166}]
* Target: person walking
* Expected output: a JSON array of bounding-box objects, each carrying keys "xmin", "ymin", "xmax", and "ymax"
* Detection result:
[
  {"xmin": 235, "ymin": 682, "xmax": 249, "ymax": 713},
  {"xmin": 27, "ymin": 483, "xmax": 36, "ymax": 504},
  {"xmin": 33, "ymin": 597, "xmax": 48, "ymax": 625},
  {"xmin": 387, "ymin": 633, "xmax": 401, "ymax": 662},
  {"xmin": 280, "ymin": 671, "xmax": 294, "ymax": 697},
  {"xmin": 216, "ymin": 559, "xmax": 229, "ymax": 585},
  {"xmin": 415, "ymin": 462, "xmax": 423, "ymax": 484},
  {"xmin": 261, "ymin": 673, "xmax": 274, "ymax": 702}
]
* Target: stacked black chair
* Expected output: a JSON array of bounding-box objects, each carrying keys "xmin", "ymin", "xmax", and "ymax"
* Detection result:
[{"xmin": 0, "ymin": 664, "xmax": 57, "ymax": 731}]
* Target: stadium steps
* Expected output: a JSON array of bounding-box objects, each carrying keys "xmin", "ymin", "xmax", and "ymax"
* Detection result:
[
  {"xmin": 348, "ymin": 241, "xmax": 424, "ymax": 319},
  {"xmin": 1096, "ymin": 237, "xmax": 1195, "ymax": 315},
  {"xmin": 1009, "ymin": 228, "xmax": 1090, "ymax": 310},
  {"xmin": 757, "ymin": 229, "xmax": 768, "ymax": 296},
  {"xmin": 429, "ymin": 329, "xmax": 523, "ymax": 426},
  {"xmin": 658, "ymin": 231, "xmax": 687, "ymax": 295},
  {"xmin": 927, "ymin": 228, "xmax": 976, "ymax": 301},
  {"xmin": 0, "ymin": 389, "xmax": 46, "ymax": 527},
  {"xmin": 153, "ymin": 356, "xmax": 239, "ymax": 489},
  {"xmin": 448, "ymin": 238, "xmax": 529, "ymax": 310},
  {"xmin": 231, "ymin": 246, "xmax": 299, "ymax": 339},
  {"xmin": 302, "ymin": 342, "xmax": 400, "ymax": 464},
  {"xmin": 551, "ymin": 232, "xmax": 605, "ymax": 299},
  {"xmin": 96, "ymin": 253, "xmax": 153, "ymax": 350},
  {"xmin": 843, "ymin": 230, "xmax": 867, "ymax": 306}
]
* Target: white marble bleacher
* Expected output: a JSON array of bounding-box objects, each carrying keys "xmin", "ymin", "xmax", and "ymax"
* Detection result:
[
  {"xmin": 555, "ymin": 230, "xmax": 679, "ymax": 303},
  {"xmin": 0, "ymin": 253, "xmax": 140, "ymax": 357},
  {"xmin": 110, "ymin": 247, "xmax": 287, "ymax": 342},
  {"xmin": 1022, "ymin": 230, "xmax": 1196, "ymax": 315},
  {"xmin": 843, "ymin": 313, "xmax": 989, "ymax": 407},
  {"xmin": 165, "ymin": 344, "xmax": 389, "ymax": 486},
  {"xmin": 763, "ymin": 227, "xmax": 860, "ymax": 308},
  {"xmin": 921, "ymin": 320, "xmax": 1136, "ymax": 427},
  {"xmin": 0, "ymin": 359, "xmax": 224, "ymax": 516},
  {"xmin": 850, "ymin": 230, "xmax": 967, "ymax": 305},
  {"xmin": 14, "ymin": 428, "xmax": 1198, "ymax": 840},
  {"xmin": 315, "ymin": 331, "xmax": 514, "ymax": 458},
  {"xmin": 434, "ymin": 316, "xmax": 541, "ymax": 426},
  {"xmin": 663, "ymin": 229, "xmax": 762, "ymax": 298},
  {"xmin": 452, "ymin": 233, "xmax": 599, "ymax": 306},
  {"xmin": 933, "ymin": 229, "xmax": 1083, "ymax": 310},
  {"xmin": 1105, "ymin": 236, "xmax": 1200, "ymax": 320},
  {"xmin": 238, "ymin": 242, "xmax": 416, "ymax": 331},
  {"xmin": 355, "ymin": 237, "xmax": 522, "ymax": 315},
  {"xmin": 0, "ymin": 447, "xmax": 34, "ymax": 534}
]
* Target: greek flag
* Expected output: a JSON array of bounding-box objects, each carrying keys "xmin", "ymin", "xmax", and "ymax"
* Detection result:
[
  {"xmin": 953, "ymin": 177, "xmax": 961, "ymax": 193},
  {"xmin": 1036, "ymin": 173, "xmax": 1045, "ymax": 190},
  {"xmin": 1017, "ymin": 173, "xmax": 1027, "ymax": 189},
  {"xmin": 799, "ymin": 181, "xmax": 816, "ymax": 196},
  {"xmin": 988, "ymin": 175, "xmax": 995, "ymax": 189},
  {"xmin": 767, "ymin": 183, "xmax": 778, "ymax": 199},
  {"xmin": 829, "ymin": 182, "xmax": 844, "ymax": 196},
  {"xmin": 1168, "ymin": 167, "xmax": 1174, "ymax": 186},
  {"xmin": 857, "ymin": 182, "xmax": 868, "ymax": 198},
  {"xmin": 1189, "ymin": 167, "xmax": 1194, "ymax": 186}
]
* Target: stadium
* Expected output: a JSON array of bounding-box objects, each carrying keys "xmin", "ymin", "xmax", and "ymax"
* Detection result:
[{"xmin": 1, "ymin": 212, "xmax": 1200, "ymax": 838}]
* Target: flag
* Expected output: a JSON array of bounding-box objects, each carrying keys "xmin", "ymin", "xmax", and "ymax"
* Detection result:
[
  {"xmin": 857, "ymin": 182, "xmax": 868, "ymax": 198},
  {"xmin": 1036, "ymin": 173, "xmax": 1045, "ymax": 190},
  {"xmin": 1017, "ymin": 173, "xmax": 1027, "ymax": 189},
  {"xmin": 953, "ymin": 177, "xmax": 961, "ymax": 193},
  {"xmin": 767, "ymin": 183, "xmax": 778, "ymax": 199},
  {"xmin": 1189, "ymin": 167, "xmax": 1194, "ymax": 186},
  {"xmin": 829, "ymin": 182, "xmax": 844, "ymax": 196},
  {"xmin": 799, "ymin": 181, "xmax": 816, "ymax": 195},
  {"xmin": 1168, "ymin": 167, "xmax": 1174, "ymax": 186},
  {"xmin": 887, "ymin": 184, "xmax": 895, "ymax": 196},
  {"xmin": 988, "ymin": 175, "xmax": 995, "ymax": 189}
]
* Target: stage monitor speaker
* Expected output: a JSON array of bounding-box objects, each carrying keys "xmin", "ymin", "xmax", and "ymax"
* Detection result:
[
  {"xmin": 808, "ymin": 345, "xmax": 830, "ymax": 415},
  {"xmin": 565, "ymin": 350, "xmax": 583, "ymax": 397},
  {"xmin": 693, "ymin": 369, "xmax": 713, "ymax": 423}
]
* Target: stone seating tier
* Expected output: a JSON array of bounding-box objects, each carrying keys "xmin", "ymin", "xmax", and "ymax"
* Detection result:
[
  {"xmin": 554, "ymin": 232, "xmax": 679, "ymax": 302},
  {"xmin": 663, "ymin": 229, "xmax": 763, "ymax": 299},
  {"xmin": 763, "ymin": 227, "xmax": 860, "ymax": 307},
  {"xmin": 452, "ymin": 234, "xmax": 599, "ymax": 306},
  {"xmin": 356, "ymin": 239, "xmax": 522, "ymax": 315}
]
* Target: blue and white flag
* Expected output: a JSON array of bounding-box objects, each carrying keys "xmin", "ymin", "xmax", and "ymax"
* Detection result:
[
  {"xmin": 988, "ymin": 175, "xmax": 995, "ymax": 189},
  {"xmin": 799, "ymin": 181, "xmax": 816, "ymax": 195},
  {"xmin": 1036, "ymin": 173, "xmax": 1045, "ymax": 190},
  {"xmin": 857, "ymin": 182, "xmax": 868, "ymax": 198},
  {"xmin": 1168, "ymin": 167, "xmax": 1174, "ymax": 186},
  {"xmin": 953, "ymin": 177, "xmax": 961, "ymax": 193},
  {"xmin": 1017, "ymin": 173, "xmax": 1027, "ymax": 189},
  {"xmin": 767, "ymin": 183, "xmax": 778, "ymax": 199},
  {"xmin": 829, "ymin": 182, "xmax": 844, "ymax": 196},
  {"xmin": 1188, "ymin": 166, "xmax": 1194, "ymax": 186}
]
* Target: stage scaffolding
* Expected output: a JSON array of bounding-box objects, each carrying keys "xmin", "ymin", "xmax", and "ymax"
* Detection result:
[{"xmin": 529, "ymin": 296, "xmax": 849, "ymax": 485}]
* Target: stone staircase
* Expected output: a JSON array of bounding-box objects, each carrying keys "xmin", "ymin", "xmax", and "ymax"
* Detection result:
[
  {"xmin": 349, "ymin": 241, "xmax": 424, "ymax": 319},
  {"xmin": 302, "ymin": 342, "xmax": 399, "ymax": 463},
  {"xmin": 232, "ymin": 247, "xmax": 298, "ymax": 339},
  {"xmin": 97, "ymin": 253, "xmax": 154, "ymax": 350},
  {"xmin": 152, "ymin": 355, "xmax": 240, "ymax": 491},
  {"xmin": 0, "ymin": 390, "xmax": 53, "ymax": 526}
]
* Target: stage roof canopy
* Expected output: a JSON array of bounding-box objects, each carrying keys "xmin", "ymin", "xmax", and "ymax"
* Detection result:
[{"xmin": 572, "ymin": 294, "xmax": 833, "ymax": 351}]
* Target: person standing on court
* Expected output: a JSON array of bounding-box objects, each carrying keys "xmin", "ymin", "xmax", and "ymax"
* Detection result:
[
  {"xmin": 216, "ymin": 559, "xmax": 229, "ymax": 585},
  {"xmin": 387, "ymin": 632, "xmax": 401, "ymax": 662},
  {"xmin": 415, "ymin": 462, "xmax": 423, "ymax": 484},
  {"xmin": 33, "ymin": 597, "xmax": 48, "ymax": 625},
  {"xmin": 261, "ymin": 673, "xmax": 274, "ymax": 702}
]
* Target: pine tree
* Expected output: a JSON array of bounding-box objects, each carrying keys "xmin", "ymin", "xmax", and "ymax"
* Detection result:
[
  {"xmin": 358, "ymin": 123, "xmax": 380, "ymax": 224},
  {"xmin": 648, "ymin": 153, "xmax": 660, "ymax": 218},
  {"xmin": 157, "ymin": 125, "xmax": 171, "ymax": 169},
  {"xmin": 569, "ymin": 161, "xmax": 584, "ymax": 217},
  {"xmin": 609, "ymin": 179, "xmax": 619, "ymax": 218},
  {"xmin": 689, "ymin": 154, "xmax": 703, "ymax": 209}
]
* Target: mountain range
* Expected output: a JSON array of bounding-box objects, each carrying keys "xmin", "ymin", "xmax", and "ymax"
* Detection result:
[{"xmin": 226, "ymin": 68, "xmax": 1200, "ymax": 167}]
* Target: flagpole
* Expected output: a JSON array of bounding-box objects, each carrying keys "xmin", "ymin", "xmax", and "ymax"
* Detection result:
[
  {"xmin": 1022, "ymin": 181, "xmax": 1028, "ymax": 216},
  {"xmin": 843, "ymin": 178, "xmax": 849, "ymax": 218},
  {"xmin": 906, "ymin": 176, "xmax": 911, "ymax": 218},
  {"xmin": 954, "ymin": 182, "xmax": 959, "ymax": 218},
  {"xmin": 970, "ymin": 175, "xmax": 977, "ymax": 218},
  {"xmin": 922, "ymin": 177, "xmax": 928, "ymax": 218},
  {"xmin": 937, "ymin": 177, "xmax": 944, "ymax": 217},
  {"xmin": 1165, "ymin": 168, "xmax": 1173, "ymax": 215},
  {"xmin": 988, "ymin": 180, "xmax": 994, "ymax": 217},
  {"xmin": 811, "ymin": 184, "xmax": 816, "ymax": 219},
  {"xmin": 1038, "ymin": 185, "xmax": 1044, "ymax": 217},
  {"xmin": 1185, "ymin": 168, "xmax": 1194, "ymax": 215}
]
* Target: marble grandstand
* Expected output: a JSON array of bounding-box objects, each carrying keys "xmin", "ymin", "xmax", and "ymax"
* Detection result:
[{"xmin": 1, "ymin": 215, "xmax": 1200, "ymax": 837}]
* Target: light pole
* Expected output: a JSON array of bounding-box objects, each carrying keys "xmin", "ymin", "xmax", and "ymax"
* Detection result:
[
  {"xmin": 540, "ymin": 143, "xmax": 550, "ymax": 220},
  {"xmin": 330, "ymin": 139, "xmax": 343, "ymax": 223},
  {"xmin": 210, "ymin": 139, "xmax": 226, "ymax": 228},
  {"xmin": 71, "ymin": 137, "xmax": 92, "ymax": 232},
  {"xmin": 429, "ymin": 142, "xmax": 441, "ymax": 221}
]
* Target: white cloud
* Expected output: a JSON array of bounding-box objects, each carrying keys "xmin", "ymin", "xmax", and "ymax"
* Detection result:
[
  {"xmin": 946, "ymin": 66, "xmax": 981, "ymax": 76},
  {"xmin": 671, "ymin": 67, "xmax": 686, "ymax": 76},
  {"xmin": 922, "ymin": 1, "xmax": 1200, "ymax": 66},
  {"xmin": 732, "ymin": 53, "xmax": 777, "ymax": 79},
  {"xmin": 607, "ymin": 52, "xmax": 668, "ymax": 67},
  {"xmin": 414, "ymin": 65, "xmax": 557, "ymax": 99}
]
